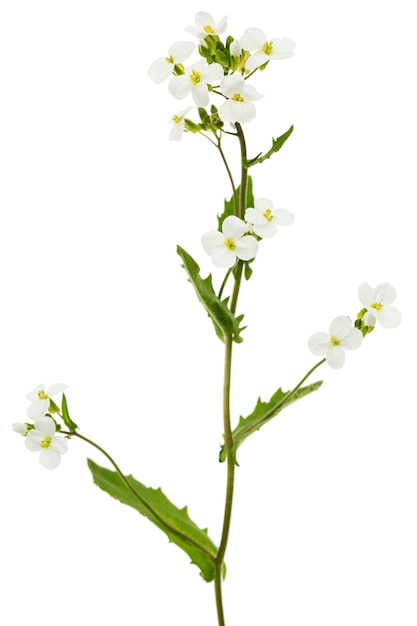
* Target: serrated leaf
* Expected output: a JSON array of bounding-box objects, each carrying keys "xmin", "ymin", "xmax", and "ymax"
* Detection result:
[
  {"xmin": 220, "ymin": 381, "xmax": 323, "ymax": 464},
  {"xmin": 87, "ymin": 459, "xmax": 222, "ymax": 582},
  {"xmin": 243, "ymin": 125, "xmax": 294, "ymax": 167},
  {"xmin": 61, "ymin": 393, "xmax": 78, "ymax": 431},
  {"xmin": 217, "ymin": 176, "xmax": 255, "ymax": 230},
  {"xmin": 177, "ymin": 246, "xmax": 245, "ymax": 343}
]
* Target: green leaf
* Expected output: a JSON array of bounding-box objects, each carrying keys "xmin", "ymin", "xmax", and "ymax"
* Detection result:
[
  {"xmin": 61, "ymin": 393, "xmax": 78, "ymax": 431},
  {"xmin": 219, "ymin": 381, "xmax": 323, "ymax": 464},
  {"xmin": 217, "ymin": 176, "xmax": 255, "ymax": 231},
  {"xmin": 87, "ymin": 459, "xmax": 223, "ymax": 582},
  {"xmin": 243, "ymin": 125, "xmax": 294, "ymax": 167},
  {"xmin": 177, "ymin": 246, "xmax": 245, "ymax": 343}
]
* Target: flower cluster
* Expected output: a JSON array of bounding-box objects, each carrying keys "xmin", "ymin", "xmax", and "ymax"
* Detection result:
[
  {"xmin": 202, "ymin": 199, "xmax": 294, "ymax": 268},
  {"xmin": 13, "ymin": 384, "xmax": 69, "ymax": 469},
  {"xmin": 308, "ymin": 283, "xmax": 401, "ymax": 369},
  {"xmin": 148, "ymin": 11, "xmax": 295, "ymax": 139}
]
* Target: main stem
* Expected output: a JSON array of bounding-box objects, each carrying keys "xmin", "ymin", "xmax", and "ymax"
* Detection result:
[{"xmin": 214, "ymin": 123, "xmax": 248, "ymax": 626}]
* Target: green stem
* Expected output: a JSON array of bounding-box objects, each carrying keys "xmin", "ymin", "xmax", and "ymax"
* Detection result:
[
  {"xmin": 214, "ymin": 123, "xmax": 249, "ymax": 626},
  {"xmin": 63, "ymin": 430, "xmax": 217, "ymax": 564},
  {"xmin": 217, "ymin": 136, "xmax": 238, "ymax": 216}
]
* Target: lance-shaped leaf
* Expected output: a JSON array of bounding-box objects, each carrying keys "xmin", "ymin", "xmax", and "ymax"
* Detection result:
[
  {"xmin": 219, "ymin": 381, "xmax": 322, "ymax": 465},
  {"xmin": 243, "ymin": 125, "xmax": 294, "ymax": 167},
  {"xmin": 87, "ymin": 459, "xmax": 222, "ymax": 582},
  {"xmin": 177, "ymin": 246, "xmax": 245, "ymax": 343}
]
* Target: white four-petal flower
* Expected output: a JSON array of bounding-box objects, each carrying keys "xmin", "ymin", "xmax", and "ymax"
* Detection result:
[
  {"xmin": 245, "ymin": 198, "xmax": 294, "ymax": 237},
  {"xmin": 308, "ymin": 316, "xmax": 363, "ymax": 369},
  {"xmin": 358, "ymin": 282, "xmax": 401, "ymax": 328},
  {"xmin": 240, "ymin": 28, "xmax": 295, "ymax": 71},
  {"xmin": 185, "ymin": 12, "xmax": 228, "ymax": 42},
  {"xmin": 218, "ymin": 74, "xmax": 262, "ymax": 124},
  {"xmin": 202, "ymin": 215, "xmax": 258, "ymax": 268},
  {"xmin": 25, "ymin": 416, "xmax": 68, "ymax": 469},
  {"xmin": 148, "ymin": 41, "xmax": 196, "ymax": 84},
  {"xmin": 169, "ymin": 60, "xmax": 223, "ymax": 107},
  {"xmin": 26, "ymin": 383, "xmax": 67, "ymax": 420}
]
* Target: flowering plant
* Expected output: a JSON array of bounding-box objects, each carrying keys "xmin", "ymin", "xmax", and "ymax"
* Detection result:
[{"xmin": 11, "ymin": 10, "xmax": 401, "ymax": 626}]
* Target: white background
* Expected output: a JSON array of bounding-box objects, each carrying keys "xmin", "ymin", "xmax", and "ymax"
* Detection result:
[{"xmin": 1, "ymin": 1, "xmax": 416, "ymax": 625}]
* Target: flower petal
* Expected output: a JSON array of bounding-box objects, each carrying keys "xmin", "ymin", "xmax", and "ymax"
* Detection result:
[
  {"xmin": 235, "ymin": 235, "xmax": 258, "ymax": 260},
  {"xmin": 211, "ymin": 246, "xmax": 236, "ymax": 268},
  {"xmin": 222, "ymin": 215, "xmax": 247, "ymax": 239},
  {"xmin": 240, "ymin": 28, "xmax": 267, "ymax": 51},
  {"xmin": 378, "ymin": 306, "xmax": 401, "ymax": 328},
  {"xmin": 308, "ymin": 332, "xmax": 330, "ymax": 356},
  {"xmin": 147, "ymin": 58, "xmax": 173, "ymax": 84},
  {"xmin": 329, "ymin": 316, "xmax": 352, "ymax": 340},
  {"xmin": 202, "ymin": 230, "xmax": 224, "ymax": 254},
  {"xmin": 26, "ymin": 384, "xmax": 45, "ymax": 401},
  {"xmin": 341, "ymin": 327, "xmax": 363, "ymax": 350},
  {"xmin": 26, "ymin": 399, "xmax": 49, "ymax": 420},
  {"xmin": 326, "ymin": 345, "xmax": 345, "ymax": 369},
  {"xmin": 39, "ymin": 448, "xmax": 62, "ymax": 470},
  {"xmin": 374, "ymin": 282, "xmax": 397, "ymax": 306},
  {"xmin": 275, "ymin": 209, "xmax": 294, "ymax": 226},
  {"xmin": 358, "ymin": 282, "xmax": 374, "ymax": 307},
  {"xmin": 46, "ymin": 383, "xmax": 67, "ymax": 396},
  {"xmin": 169, "ymin": 41, "xmax": 196, "ymax": 63}
]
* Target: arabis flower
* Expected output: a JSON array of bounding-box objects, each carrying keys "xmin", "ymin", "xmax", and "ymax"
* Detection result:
[
  {"xmin": 148, "ymin": 41, "xmax": 196, "ymax": 84},
  {"xmin": 169, "ymin": 107, "xmax": 192, "ymax": 141},
  {"xmin": 240, "ymin": 28, "xmax": 295, "ymax": 71},
  {"xmin": 26, "ymin": 383, "xmax": 67, "ymax": 420},
  {"xmin": 245, "ymin": 198, "xmax": 294, "ymax": 237},
  {"xmin": 13, "ymin": 422, "xmax": 30, "ymax": 436},
  {"xmin": 358, "ymin": 282, "xmax": 401, "ymax": 328},
  {"xmin": 218, "ymin": 74, "xmax": 262, "ymax": 124},
  {"xmin": 202, "ymin": 216, "xmax": 258, "ymax": 268},
  {"xmin": 308, "ymin": 316, "xmax": 363, "ymax": 369},
  {"xmin": 169, "ymin": 60, "xmax": 223, "ymax": 107},
  {"xmin": 25, "ymin": 416, "xmax": 68, "ymax": 469},
  {"xmin": 185, "ymin": 12, "xmax": 227, "ymax": 42}
]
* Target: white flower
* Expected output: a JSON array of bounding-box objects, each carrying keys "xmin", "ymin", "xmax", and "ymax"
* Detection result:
[
  {"xmin": 168, "ymin": 60, "xmax": 223, "ymax": 107},
  {"xmin": 240, "ymin": 28, "xmax": 295, "ymax": 71},
  {"xmin": 358, "ymin": 282, "xmax": 401, "ymax": 328},
  {"xmin": 202, "ymin": 215, "xmax": 259, "ymax": 268},
  {"xmin": 25, "ymin": 417, "xmax": 68, "ymax": 469},
  {"xmin": 308, "ymin": 316, "xmax": 363, "ymax": 369},
  {"xmin": 147, "ymin": 41, "xmax": 196, "ymax": 84},
  {"xmin": 218, "ymin": 74, "xmax": 262, "ymax": 124},
  {"xmin": 169, "ymin": 106, "xmax": 192, "ymax": 141},
  {"xmin": 245, "ymin": 198, "xmax": 294, "ymax": 237},
  {"xmin": 26, "ymin": 383, "xmax": 67, "ymax": 420},
  {"xmin": 185, "ymin": 12, "xmax": 227, "ymax": 42}
]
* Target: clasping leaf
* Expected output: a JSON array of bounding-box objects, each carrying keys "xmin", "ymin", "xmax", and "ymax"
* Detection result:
[{"xmin": 87, "ymin": 459, "xmax": 223, "ymax": 582}]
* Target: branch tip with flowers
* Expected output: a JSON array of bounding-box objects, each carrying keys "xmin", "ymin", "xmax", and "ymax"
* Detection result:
[{"xmin": 13, "ymin": 11, "xmax": 401, "ymax": 626}]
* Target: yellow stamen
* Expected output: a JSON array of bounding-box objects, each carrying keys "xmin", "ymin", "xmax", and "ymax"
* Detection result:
[
  {"xmin": 371, "ymin": 301, "xmax": 383, "ymax": 311},
  {"xmin": 38, "ymin": 390, "xmax": 49, "ymax": 400},
  {"xmin": 204, "ymin": 25, "xmax": 215, "ymax": 34},
  {"xmin": 190, "ymin": 70, "xmax": 201, "ymax": 85},
  {"xmin": 231, "ymin": 93, "xmax": 244, "ymax": 102},
  {"xmin": 330, "ymin": 336, "xmax": 340, "ymax": 346},
  {"xmin": 166, "ymin": 55, "xmax": 175, "ymax": 64},
  {"xmin": 40, "ymin": 436, "xmax": 52, "ymax": 449},
  {"xmin": 262, "ymin": 41, "xmax": 274, "ymax": 56},
  {"xmin": 263, "ymin": 208, "xmax": 273, "ymax": 222},
  {"xmin": 224, "ymin": 237, "xmax": 237, "ymax": 251},
  {"xmin": 172, "ymin": 115, "xmax": 182, "ymax": 123}
]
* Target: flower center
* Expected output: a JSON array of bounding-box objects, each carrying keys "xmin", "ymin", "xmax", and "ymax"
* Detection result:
[
  {"xmin": 370, "ymin": 301, "xmax": 383, "ymax": 311},
  {"xmin": 203, "ymin": 24, "xmax": 215, "ymax": 34},
  {"xmin": 262, "ymin": 41, "xmax": 274, "ymax": 56},
  {"xmin": 330, "ymin": 336, "xmax": 340, "ymax": 346},
  {"xmin": 231, "ymin": 92, "xmax": 244, "ymax": 102},
  {"xmin": 224, "ymin": 237, "xmax": 237, "ymax": 251},
  {"xmin": 172, "ymin": 114, "xmax": 183, "ymax": 123},
  {"xmin": 166, "ymin": 55, "xmax": 175, "ymax": 64},
  {"xmin": 263, "ymin": 208, "xmax": 273, "ymax": 222},
  {"xmin": 38, "ymin": 390, "xmax": 49, "ymax": 400},
  {"xmin": 40, "ymin": 436, "xmax": 52, "ymax": 449},
  {"xmin": 190, "ymin": 70, "xmax": 201, "ymax": 85}
]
